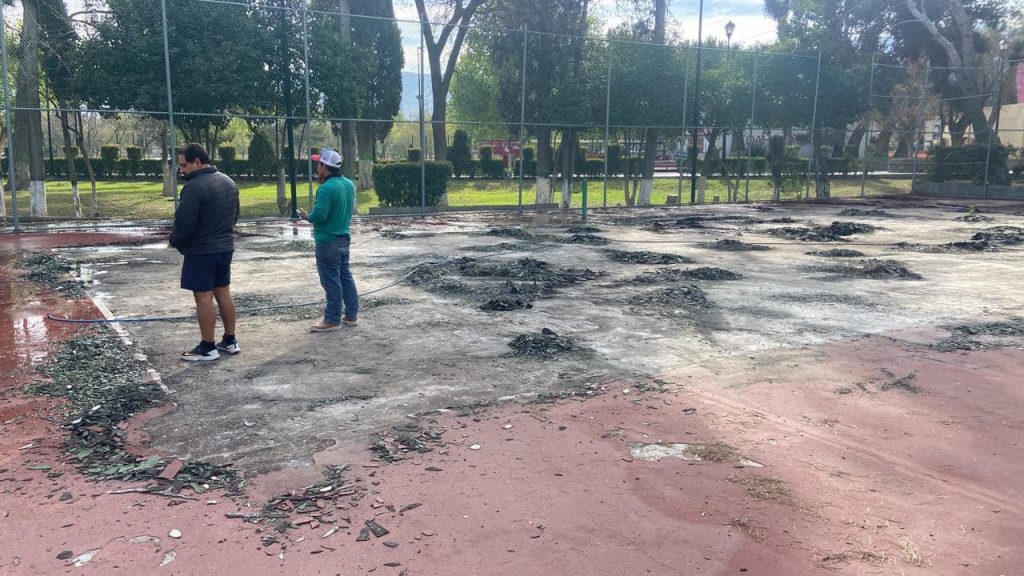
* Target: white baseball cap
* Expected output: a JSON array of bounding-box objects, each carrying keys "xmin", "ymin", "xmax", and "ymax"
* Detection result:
[{"xmin": 311, "ymin": 148, "xmax": 342, "ymax": 168}]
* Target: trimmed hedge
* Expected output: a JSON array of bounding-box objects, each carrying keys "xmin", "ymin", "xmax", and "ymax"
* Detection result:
[
  {"xmin": 373, "ymin": 161, "xmax": 451, "ymax": 207},
  {"xmin": 406, "ymin": 148, "xmax": 422, "ymax": 162},
  {"xmin": 928, "ymin": 144, "xmax": 1011, "ymax": 185}
]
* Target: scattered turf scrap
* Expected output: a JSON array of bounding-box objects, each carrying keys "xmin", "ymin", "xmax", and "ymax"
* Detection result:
[
  {"xmin": 508, "ymin": 328, "xmax": 582, "ymax": 359},
  {"xmin": 691, "ymin": 442, "xmax": 741, "ymax": 463},
  {"xmin": 33, "ymin": 327, "xmax": 242, "ymax": 493},
  {"xmin": 461, "ymin": 242, "xmax": 529, "ymax": 253},
  {"xmin": 955, "ymin": 214, "xmax": 994, "ymax": 222},
  {"xmin": 231, "ymin": 292, "xmax": 320, "ymax": 319},
  {"xmin": 21, "ymin": 253, "xmax": 87, "ymax": 298},
  {"xmin": 769, "ymin": 221, "xmax": 877, "ymax": 242},
  {"xmin": 628, "ymin": 284, "xmax": 713, "ymax": 312},
  {"xmin": 835, "ymin": 259, "xmax": 922, "ymax": 280},
  {"xmin": 699, "ymin": 239, "xmax": 771, "ymax": 251},
  {"xmin": 486, "ymin": 227, "xmax": 533, "ymax": 240},
  {"xmin": 632, "ymin": 267, "xmax": 741, "ymax": 284},
  {"xmin": 838, "ymin": 208, "xmax": 891, "ymax": 217},
  {"xmin": 234, "ymin": 464, "xmax": 366, "ymax": 533},
  {"xmin": 380, "ymin": 230, "xmax": 409, "ymax": 239},
  {"xmin": 970, "ymin": 226, "xmax": 1024, "ymax": 246},
  {"xmin": 603, "ymin": 249, "xmax": 695, "ymax": 265},
  {"xmin": 247, "ymin": 240, "xmax": 315, "ymax": 253},
  {"xmin": 371, "ymin": 420, "xmax": 447, "ymax": 463},
  {"xmin": 951, "ymin": 318, "xmax": 1024, "ymax": 337},
  {"xmin": 567, "ymin": 226, "xmax": 602, "ymax": 233},
  {"xmin": 560, "ymin": 233, "xmax": 609, "ymax": 245},
  {"xmin": 730, "ymin": 474, "xmax": 792, "ymax": 503},
  {"xmin": 767, "ymin": 217, "xmax": 797, "ymax": 223},
  {"xmin": 807, "ymin": 248, "xmax": 865, "ymax": 258},
  {"xmin": 480, "ymin": 297, "xmax": 533, "ymax": 311},
  {"xmin": 454, "ymin": 257, "xmax": 603, "ymax": 286},
  {"xmin": 878, "ymin": 370, "xmax": 920, "ymax": 394}
]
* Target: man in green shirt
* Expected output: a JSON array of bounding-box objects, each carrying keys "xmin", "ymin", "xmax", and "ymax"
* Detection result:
[{"xmin": 298, "ymin": 148, "xmax": 359, "ymax": 332}]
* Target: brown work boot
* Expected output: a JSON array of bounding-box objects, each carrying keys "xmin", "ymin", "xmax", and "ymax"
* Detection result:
[
  {"xmin": 310, "ymin": 321, "xmax": 342, "ymax": 332},
  {"xmin": 341, "ymin": 316, "xmax": 358, "ymax": 326}
]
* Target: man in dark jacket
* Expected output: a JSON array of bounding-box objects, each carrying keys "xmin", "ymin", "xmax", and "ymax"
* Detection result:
[{"xmin": 169, "ymin": 143, "xmax": 241, "ymax": 361}]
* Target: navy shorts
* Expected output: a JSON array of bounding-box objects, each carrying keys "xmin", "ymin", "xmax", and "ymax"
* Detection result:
[{"xmin": 181, "ymin": 251, "xmax": 233, "ymax": 292}]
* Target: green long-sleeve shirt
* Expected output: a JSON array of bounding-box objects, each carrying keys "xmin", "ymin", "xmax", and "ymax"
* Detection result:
[{"xmin": 307, "ymin": 175, "xmax": 355, "ymax": 244}]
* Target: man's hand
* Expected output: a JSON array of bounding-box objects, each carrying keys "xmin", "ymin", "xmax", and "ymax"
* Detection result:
[{"xmin": 297, "ymin": 208, "xmax": 308, "ymax": 220}]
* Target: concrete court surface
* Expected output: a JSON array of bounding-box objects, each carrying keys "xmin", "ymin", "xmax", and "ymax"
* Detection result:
[{"xmin": 1, "ymin": 196, "xmax": 1023, "ymax": 575}]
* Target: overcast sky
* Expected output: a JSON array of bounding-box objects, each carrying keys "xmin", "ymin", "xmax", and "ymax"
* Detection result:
[{"xmin": 393, "ymin": 0, "xmax": 777, "ymax": 71}]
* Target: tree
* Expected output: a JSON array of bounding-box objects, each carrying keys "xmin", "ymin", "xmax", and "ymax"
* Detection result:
[
  {"xmin": 12, "ymin": 0, "xmax": 48, "ymax": 215},
  {"xmin": 352, "ymin": 0, "xmax": 403, "ymax": 189},
  {"xmin": 483, "ymin": 0, "xmax": 597, "ymax": 205},
  {"xmin": 77, "ymin": 0, "xmax": 275, "ymax": 153},
  {"xmin": 414, "ymin": 0, "xmax": 488, "ymax": 162},
  {"xmin": 449, "ymin": 29, "xmax": 504, "ymax": 143}
]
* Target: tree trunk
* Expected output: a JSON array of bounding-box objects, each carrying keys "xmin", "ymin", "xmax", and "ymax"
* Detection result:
[
  {"xmin": 14, "ymin": 0, "xmax": 47, "ymax": 215},
  {"xmin": 276, "ymin": 165, "xmax": 288, "ymax": 216},
  {"xmin": 72, "ymin": 112, "xmax": 98, "ymax": 217},
  {"xmin": 845, "ymin": 124, "xmax": 866, "ymax": 157},
  {"xmin": 559, "ymin": 131, "xmax": 577, "ymax": 209},
  {"xmin": 535, "ymin": 126, "xmax": 553, "ymax": 204},
  {"xmin": 638, "ymin": 0, "xmax": 666, "ymax": 206},
  {"xmin": 58, "ymin": 111, "xmax": 81, "ymax": 217},
  {"xmin": 357, "ymin": 125, "xmax": 375, "ymax": 190},
  {"xmin": 160, "ymin": 124, "xmax": 175, "ymax": 197}
]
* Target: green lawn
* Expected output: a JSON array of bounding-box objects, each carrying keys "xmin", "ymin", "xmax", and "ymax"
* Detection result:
[{"xmin": 1, "ymin": 176, "xmax": 911, "ymax": 221}]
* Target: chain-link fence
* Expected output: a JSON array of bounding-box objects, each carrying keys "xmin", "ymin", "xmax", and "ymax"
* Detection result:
[{"xmin": 1, "ymin": 0, "xmax": 1021, "ymax": 228}]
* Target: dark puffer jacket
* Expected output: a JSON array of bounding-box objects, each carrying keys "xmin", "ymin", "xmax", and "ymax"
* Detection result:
[{"xmin": 169, "ymin": 166, "xmax": 240, "ymax": 255}]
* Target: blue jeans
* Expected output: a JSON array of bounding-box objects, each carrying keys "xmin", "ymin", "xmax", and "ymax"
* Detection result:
[{"xmin": 315, "ymin": 235, "xmax": 358, "ymax": 324}]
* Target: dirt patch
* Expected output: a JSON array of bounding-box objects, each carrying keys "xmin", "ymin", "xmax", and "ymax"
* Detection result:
[
  {"xmin": 508, "ymin": 328, "xmax": 584, "ymax": 359},
  {"xmin": 560, "ymin": 234, "xmax": 609, "ymax": 245},
  {"xmin": 627, "ymin": 284, "xmax": 713, "ymax": 314},
  {"xmin": 603, "ymin": 250, "xmax": 694, "ymax": 265},
  {"xmin": 834, "ymin": 259, "xmax": 923, "ymax": 280},
  {"xmin": 21, "ymin": 253, "xmax": 87, "ymax": 298},
  {"xmin": 838, "ymin": 208, "xmax": 891, "ymax": 217},
  {"xmin": 769, "ymin": 221, "xmax": 877, "ymax": 242},
  {"xmin": 231, "ymin": 293, "xmax": 321, "ymax": 320},
  {"xmin": 646, "ymin": 215, "xmax": 759, "ymax": 232},
  {"xmin": 892, "ymin": 226, "xmax": 1024, "ymax": 252},
  {"xmin": 806, "ymin": 248, "xmax": 865, "ymax": 258},
  {"xmin": 699, "ymin": 239, "xmax": 771, "ymax": 251},
  {"xmin": 629, "ymin": 267, "xmax": 742, "ymax": 284}
]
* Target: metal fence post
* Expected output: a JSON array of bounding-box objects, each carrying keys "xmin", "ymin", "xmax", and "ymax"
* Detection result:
[
  {"xmin": 983, "ymin": 54, "xmax": 1006, "ymax": 198},
  {"xmin": 518, "ymin": 24, "xmax": 527, "ymax": 214},
  {"xmin": 807, "ymin": 51, "xmax": 822, "ymax": 200},
  {"xmin": 160, "ymin": 0, "xmax": 179, "ymax": 209},
  {"xmin": 744, "ymin": 54, "xmax": 757, "ymax": 203},
  {"xmin": 418, "ymin": 35, "xmax": 426, "ymax": 216},
  {"xmin": 603, "ymin": 36, "xmax": 611, "ymax": 209},
  {"xmin": 0, "ymin": 0, "xmax": 19, "ymax": 230},
  {"xmin": 302, "ymin": 4, "xmax": 313, "ymax": 207},
  {"xmin": 678, "ymin": 48, "xmax": 690, "ymax": 203},
  {"xmin": 910, "ymin": 60, "xmax": 929, "ymax": 194},
  {"xmin": 860, "ymin": 56, "xmax": 875, "ymax": 197}
]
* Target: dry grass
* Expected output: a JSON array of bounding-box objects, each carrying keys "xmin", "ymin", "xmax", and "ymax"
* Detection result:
[
  {"xmin": 820, "ymin": 549, "xmax": 888, "ymax": 567},
  {"xmin": 899, "ymin": 538, "xmax": 925, "ymax": 566},
  {"xmin": 730, "ymin": 474, "xmax": 792, "ymax": 503},
  {"xmin": 726, "ymin": 517, "xmax": 768, "ymax": 543},
  {"xmin": 691, "ymin": 441, "xmax": 741, "ymax": 462}
]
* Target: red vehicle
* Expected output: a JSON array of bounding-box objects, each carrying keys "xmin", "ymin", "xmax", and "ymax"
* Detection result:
[{"xmin": 480, "ymin": 140, "xmax": 521, "ymax": 169}]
